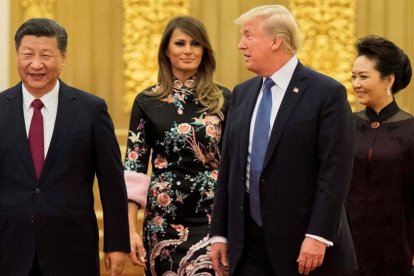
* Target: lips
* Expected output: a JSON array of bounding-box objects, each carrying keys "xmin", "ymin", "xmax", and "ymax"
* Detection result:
[
  {"xmin": 28, "ymin": 73, "xmax": 46, "ymax": 78},
  {"xmin": 355, "ymin": 91, "xmax": 366, "ymax": 97}
]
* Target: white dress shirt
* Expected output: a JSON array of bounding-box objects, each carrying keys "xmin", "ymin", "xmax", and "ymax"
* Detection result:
[
  {"xmin": 22, "ymin": 80, "xmax": 59, "ymax": 157},
  {"xmin": 245, "ymin": 56, "xmax": 297, "ymax": 191}
]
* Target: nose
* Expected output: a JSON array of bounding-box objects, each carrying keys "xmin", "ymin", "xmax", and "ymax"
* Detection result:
[
  {"xmin": 30, "ymin": 56, "xmax": 44, "ymax": 69},
  {"xmin": 353, "ymin": 78, "xmax": 360, "ymax": 87},
  {"xmin": 238, "ymin": 37, "xmax": 246, "ymax": 50},
  {"xmin": 352, "ymin": 78, "xmax": 361, "ymax": 90},
  {"xmin": 184, "ymin": 44, "xmax": 192, "ymax": 54}
]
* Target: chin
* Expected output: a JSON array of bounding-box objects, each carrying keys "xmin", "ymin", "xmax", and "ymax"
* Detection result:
[{"xmin": 357, "ymin": 100, "xmax": 368, "ymax": 107}]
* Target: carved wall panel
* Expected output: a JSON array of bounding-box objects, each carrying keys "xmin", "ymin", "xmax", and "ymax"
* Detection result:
[{"xmin": 289, "ymin": 0, "xmax": 357, "ymax": 108}]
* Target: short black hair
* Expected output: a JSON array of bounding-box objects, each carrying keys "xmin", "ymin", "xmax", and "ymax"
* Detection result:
[
  {"xmin": 355, "ymin": 35, "xmax": 412, "ymax": 94},
  {"xmin": 15, "ymin": 18, "xmax": 67, "ymax": 53}
]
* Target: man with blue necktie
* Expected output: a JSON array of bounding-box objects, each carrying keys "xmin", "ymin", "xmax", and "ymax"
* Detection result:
[{"xmin": 210, "ymin": 5, "xmax": 357, "ymax": 276}]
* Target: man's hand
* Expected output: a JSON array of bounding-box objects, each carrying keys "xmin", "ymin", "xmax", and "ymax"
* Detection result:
[
  {"xmin": 297, "ymin": 237, "xmax": 327, "ymax": 275},
  {"xmin": 129, "ymin": 230, "xmax": 146, "ymax": 266},
  {"xmin": 105, "ymin": 251, "xmax": 127, "ymax": 276},
  {"xmin": 209, "ymin": 242, "xmax": 229, "ymax": 276}
]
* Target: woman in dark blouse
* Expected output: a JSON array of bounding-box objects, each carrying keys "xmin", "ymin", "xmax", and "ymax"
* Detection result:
[
  {"xmin": 123, "ymin": 16, "xmax": 231, "ymax": 275},
  {"xmin": 348, "ymin": 35, "xmax": 413, "ymax": 275}
]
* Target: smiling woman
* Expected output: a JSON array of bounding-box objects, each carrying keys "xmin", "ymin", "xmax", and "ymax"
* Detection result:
[
  {"xmin": 166, "ymin": 28, "xmax": 203, "ymax": 82},
  {"xmin": 347, "ymin": 35, "xmax": 414, "ymax": 276},
  {"xmin": 123, "ymin": 15, "xmax": 232, "ymax": 276}
]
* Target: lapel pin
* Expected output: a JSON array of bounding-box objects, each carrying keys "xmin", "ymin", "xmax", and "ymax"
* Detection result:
[{"xmin": 293, "ymin": 87, "xmax": 299, "ymax": 93}]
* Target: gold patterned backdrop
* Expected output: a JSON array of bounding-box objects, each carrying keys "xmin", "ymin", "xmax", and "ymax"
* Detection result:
[
  {"xmin": 290, "ymin": 0, "xmax": 356, "ymax": 107},
  {"xmin": 21, "ymin": 0, "xmax": 55, "ymax": 19}
]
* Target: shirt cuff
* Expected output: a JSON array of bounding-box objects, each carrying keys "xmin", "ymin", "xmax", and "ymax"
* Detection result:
[
  {"xmin": 210, "ymin": 236, "xmax": 228, "ymax": 244},
  {"xmin": 305, "ymin": 234, "xmax": 333, "ymax": 247}
]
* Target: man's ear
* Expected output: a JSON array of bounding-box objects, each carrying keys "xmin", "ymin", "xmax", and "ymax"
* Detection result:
[{"xmin": 271, "ymin": 37, "xmax": 283, "ymax": 51}]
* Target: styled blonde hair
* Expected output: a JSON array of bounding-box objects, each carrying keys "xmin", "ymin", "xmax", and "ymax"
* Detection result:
[{"xmin": 234, "ymin": 5, "xmax": 302, "ymax": 54}]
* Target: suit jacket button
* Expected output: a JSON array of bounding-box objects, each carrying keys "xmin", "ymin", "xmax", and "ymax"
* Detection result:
[
  {"xmin": 35, "ymin": 188, "xmax": 40, "ymax": 194},
  {"xmin": 30, "ymin": 216, "xmax": 35, "ymax": 223}
]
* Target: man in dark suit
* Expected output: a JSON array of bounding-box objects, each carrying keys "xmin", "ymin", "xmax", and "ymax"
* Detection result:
[
  {"xmin": 0, "ymin": 18, "xmax": 129, "ymax": 276},
  {"xmin": 210, "ymin": 5, "xmax": 357, "ymax": 276}
]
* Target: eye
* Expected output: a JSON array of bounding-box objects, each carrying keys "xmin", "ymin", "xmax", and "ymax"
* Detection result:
[
  {"xmin": 191, "ymin": 41, "xmax": 201, "ymax": 46},
  {"xmin": 22, "ymin": 53, "xmax": 33, "ymax": 58},
  {"xmin": 351, "ymin": 75, "xmax": 356, "ymax": 80},
  {"xmin": 174, "ymin": 41, "xmax": 185, "ymax": 46}
]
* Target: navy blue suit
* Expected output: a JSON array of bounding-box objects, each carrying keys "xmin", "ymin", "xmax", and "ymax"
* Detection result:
[
  {"xmin": 211, "ymin": 62, "xmax": 357, "ymax": 275},
  {"xmin": 0, "ymin": 81, "xmax": 129, "ymax": 276}
]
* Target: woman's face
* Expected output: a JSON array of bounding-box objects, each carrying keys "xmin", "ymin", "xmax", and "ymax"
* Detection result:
[
  {"xmin": 352, "ymin": 55, "xmax": 393, "ymax": 110},
  {"xmin": 166, "ymin": 28, "xmax": 203, "ymax": 80}
]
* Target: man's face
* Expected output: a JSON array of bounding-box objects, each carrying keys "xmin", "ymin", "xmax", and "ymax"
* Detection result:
[
  {"xmin": 238, "ymin": 17, "xmax": 275, "ymax": 75},
  {"xmin": 16, "ymin": 35, "xmax": 65, "ymax": 97}
]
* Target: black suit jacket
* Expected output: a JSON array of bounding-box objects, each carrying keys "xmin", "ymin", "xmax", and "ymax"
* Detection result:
[
  {"xmin": 0, "ymin": 81, "xmax": 129, "ymax": 276},
  {"xmin": 211, "ymin": 62, "xmax": 357, "ymax": 275}
]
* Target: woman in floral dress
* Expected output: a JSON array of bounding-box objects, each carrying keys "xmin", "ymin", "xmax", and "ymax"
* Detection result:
[{"xmin": 124, "ymin": 16, "xmax": 231, "ymax": 275}]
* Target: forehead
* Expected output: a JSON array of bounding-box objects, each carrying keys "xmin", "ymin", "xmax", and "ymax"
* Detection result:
[
  {"xmin": 170, "ymin": 28, "xmax": 193, "ymax": 40},
  {"xmin": 18, "ymin": 35, "xmax": 59, "ymax": 51},
  {"xmin": 353, "ymin": 55, "xmax": 377, "ymax": 71}
]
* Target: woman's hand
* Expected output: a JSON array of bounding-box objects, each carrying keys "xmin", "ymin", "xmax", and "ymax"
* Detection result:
[{"xmin": 129, "ymin": 230, "xmax": 146, "ymax": 266}]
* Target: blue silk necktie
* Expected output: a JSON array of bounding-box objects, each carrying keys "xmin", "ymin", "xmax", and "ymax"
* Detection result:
[{"xmin": 249, "ymin": 78, "xmax": 275, "ymax": 226}]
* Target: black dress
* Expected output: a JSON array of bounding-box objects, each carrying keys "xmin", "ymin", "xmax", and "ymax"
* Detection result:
[
  {"xmin": 347, "ymin": 101, "xmax": 414, "ymax": 276},
  {"xmin": 124, "ymin": 77, "xmax": 231, "ymax": 275}
]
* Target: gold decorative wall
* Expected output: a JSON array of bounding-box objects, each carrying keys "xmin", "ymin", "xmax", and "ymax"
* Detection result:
[
  {"xmin": 122, "ymin": 0, "xmax": 190, "ymax": 112},
  {"xmin": 289, "ymin": 0, "xmax": 356, "ymax": 108},
  {"xmin": 21, "ymin": 0, "xmax": 55, "ymax": 20}
]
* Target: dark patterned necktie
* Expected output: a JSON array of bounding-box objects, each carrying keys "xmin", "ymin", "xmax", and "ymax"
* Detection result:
[
  {"xmin": 29, "ymin": 99, "xmax": 44, "ymax": 180},
  {"xmin": 249, "ymin": 78, "xmax": 275, "ymax": 226}
]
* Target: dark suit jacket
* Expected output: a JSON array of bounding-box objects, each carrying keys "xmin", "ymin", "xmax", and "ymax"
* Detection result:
[
  {"xmin": 211, "ymin": 62, "xmax": 357, "ymax": 275},
  {"xmin": 0, "ymin": 81, "xmax": 130, "ymax": 276}
]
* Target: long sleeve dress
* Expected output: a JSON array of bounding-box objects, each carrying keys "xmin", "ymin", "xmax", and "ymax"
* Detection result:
[
  {"xmin": 347, "ymin": 101, "xmax": 414, "ymax": 276},
  {"xmin": 124, "ymin": 76, "xmax": 231, "ymax": 276}
]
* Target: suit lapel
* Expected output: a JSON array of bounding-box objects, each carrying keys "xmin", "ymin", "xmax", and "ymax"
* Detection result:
[
  {"xmin": 238, "ymin": 78, "xmax": 263, "ymax": 165},
  {"xmin": 263, "ymin": 63, "xmax": 307, "ymax": 168},
  {"xmin": 4, "ymin": 84, "xmax": 36, "ymax": 177},
  {"xmin": 39, "ymin": 82, "xmax": 78, "ymax": 182}
]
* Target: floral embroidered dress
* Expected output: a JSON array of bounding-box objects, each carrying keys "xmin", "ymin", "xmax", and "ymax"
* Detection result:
[{"xmin": 124, "ymin": 76, "xmax": 231, "ymax": 276}]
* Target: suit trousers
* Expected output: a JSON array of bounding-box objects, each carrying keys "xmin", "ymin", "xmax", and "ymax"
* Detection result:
[
  {"xmin": 29, "ymin": 253, "xmax": 42, "ymax": 276},
  {"xmin": 234, "ymin": 193, "xmax": 277, "ymax": 276}
]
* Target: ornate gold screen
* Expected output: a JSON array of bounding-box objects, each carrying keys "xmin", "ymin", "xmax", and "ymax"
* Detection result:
[{"xmin": 289, "ymin": 0, "xmax": 356, "ymax": 107}]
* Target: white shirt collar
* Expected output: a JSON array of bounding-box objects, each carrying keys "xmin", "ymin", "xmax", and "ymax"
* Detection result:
[
  {"xmin": 265, "ymin": 55, "xmax": 298, "ymax": 92},
  {"xmin": 22, "ymin": 80, "xmax": 60, "ymax": 112}
]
